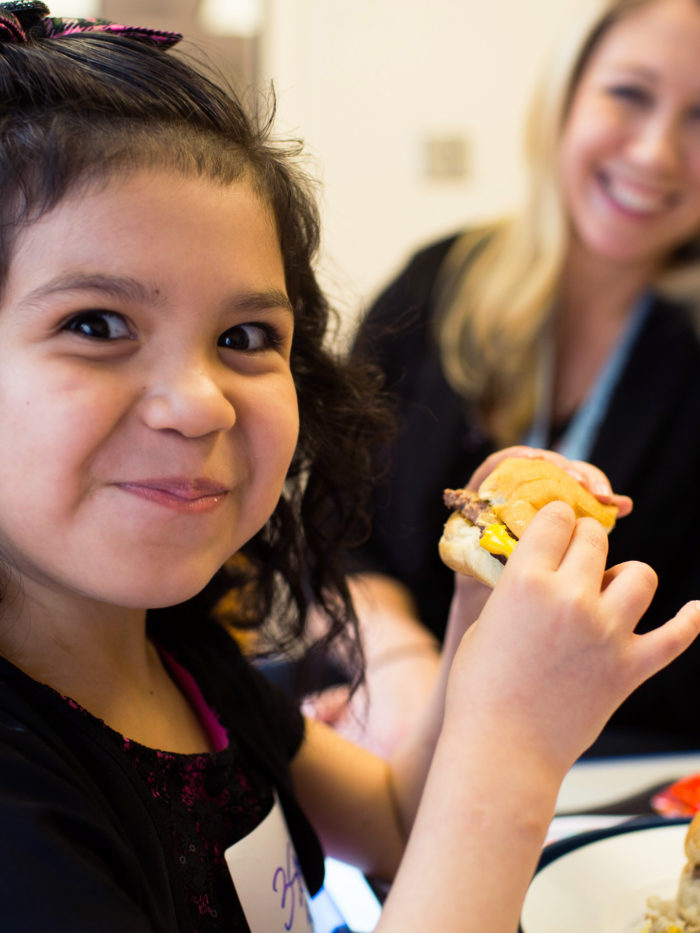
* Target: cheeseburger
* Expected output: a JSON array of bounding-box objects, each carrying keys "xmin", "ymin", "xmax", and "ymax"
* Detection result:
[{"xmin": 438, "ymin": 457, "xmax": 618, "ymax": 587}]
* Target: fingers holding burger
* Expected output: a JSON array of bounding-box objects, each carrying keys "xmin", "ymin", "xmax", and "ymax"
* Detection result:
[{"xmin": 438, "ymin": 456, "xmax": 619, "ymax": 588}]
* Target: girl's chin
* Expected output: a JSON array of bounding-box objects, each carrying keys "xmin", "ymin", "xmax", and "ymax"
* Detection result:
[{"xmin": 100, "ymin": 572, "xmax": 222, "ymax": 612}]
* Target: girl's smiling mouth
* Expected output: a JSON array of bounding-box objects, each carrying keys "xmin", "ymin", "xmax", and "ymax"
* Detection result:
[{"xmin": 116, "ymin": 478, "xmax": 230, "ymax": 513}]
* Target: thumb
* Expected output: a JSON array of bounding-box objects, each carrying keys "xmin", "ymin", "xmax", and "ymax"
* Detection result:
[{"xmin": 632, "ymin": 600, "xmax": 700, "ymax": 685}]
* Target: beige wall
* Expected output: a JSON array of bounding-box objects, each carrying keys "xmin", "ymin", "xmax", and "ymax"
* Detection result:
[
  {"xmin": 262, "ymin": 1, "xmax": 581, "ymax": 336},
  {"xmin": 49, "ymin": 0, "xmax": 258, "ymax": 88},
  {"xmin": 48, "ymin": 1, "xmax": 583, "ymax": 335}
]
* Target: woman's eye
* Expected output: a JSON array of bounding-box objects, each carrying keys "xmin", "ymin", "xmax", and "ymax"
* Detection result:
[
  {"xmin": 218, "ymin": 323, "xmax": 277, "ymax": 352},
  {"xmin": 608, "ymin": 84, "xmax": 651, "ymax": 107},
  {"xmin": 63, "ymin": 311, "xmax": 134, "ymax": 341}
]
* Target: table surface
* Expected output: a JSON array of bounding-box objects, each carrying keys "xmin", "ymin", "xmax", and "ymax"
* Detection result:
[{"xmin": 555, "ymin": 750, "xmax": 700, "ymax": 814}]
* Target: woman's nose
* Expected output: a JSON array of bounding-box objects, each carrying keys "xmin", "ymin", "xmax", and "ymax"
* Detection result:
[
  {"xmin": 139, "ymin": 361, "xmax": 236, "ymax": 437},
  {"xmin": 629, "ymin": 112, "xmax": 682, "ymax": 173}
]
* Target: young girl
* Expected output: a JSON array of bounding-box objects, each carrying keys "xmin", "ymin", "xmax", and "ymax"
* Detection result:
[{"xmin": 0, "ymin": 4, "xmax": 697, "ymax": 933}]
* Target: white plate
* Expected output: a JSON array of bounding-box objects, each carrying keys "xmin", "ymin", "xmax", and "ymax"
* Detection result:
[{"xmin": 520, "ymin": 822, "xmax": 689, "ymax": 933}]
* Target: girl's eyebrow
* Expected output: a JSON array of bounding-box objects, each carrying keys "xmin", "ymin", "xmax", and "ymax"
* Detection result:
[
  {"xmin": 226, "ymin": 288, "xmax": 295, "ymax": 317},
  {"xmin": 18, "ymin": 273, "xmax": 166, "ymax": 308},
  {"xmin": 17, "ymin": 273, "xmax": 295, "ymax": 316}
]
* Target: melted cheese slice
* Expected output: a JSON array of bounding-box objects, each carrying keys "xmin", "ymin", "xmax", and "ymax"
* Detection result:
[{"xmin": 480, "ymin": 523, "xmax": 517, "ymax": 558}]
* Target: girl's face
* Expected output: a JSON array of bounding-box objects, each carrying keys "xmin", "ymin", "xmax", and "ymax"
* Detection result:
[
  {"xmin": 559, "ymin": 0, "xmax": 700, "ymax": 272},
  {"xmin": 0, "ymin": 169, "xmax": 298, "ymax": 611}
]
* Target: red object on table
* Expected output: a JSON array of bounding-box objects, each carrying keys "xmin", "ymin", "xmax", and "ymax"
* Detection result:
[{"xmin": 652, "ymin": 773, "xmax": 700, "ymax": 817}]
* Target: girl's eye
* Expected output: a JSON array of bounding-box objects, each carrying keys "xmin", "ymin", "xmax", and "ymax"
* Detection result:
[
  {"xmin": 218, "ymin": 323, "xmax": 279, "ymax": 352},
  {"xmin": 63, "ymin": 310, "xmax": 134, "ymax": 341},
  {"xmin": 607, "ymin": 84, "xmax": 652, "ymax": 107}
]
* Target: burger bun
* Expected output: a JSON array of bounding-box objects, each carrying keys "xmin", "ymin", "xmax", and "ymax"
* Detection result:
[
  {"xmin": 438, "ymin": 457, "xmax": 618, "ymax": 587},
  {"xmin": 438, "ymin": 512, "xmax": 505, "ymax": 588}
]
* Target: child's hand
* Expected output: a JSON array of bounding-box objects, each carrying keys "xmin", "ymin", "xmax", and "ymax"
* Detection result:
[
  {"xmin": 466, "ymin": 445, "xmax": 633, "ymax": 517},
  {"xmin": 443, "ymin": 501, "xmax": 700, "ymax": 776}
]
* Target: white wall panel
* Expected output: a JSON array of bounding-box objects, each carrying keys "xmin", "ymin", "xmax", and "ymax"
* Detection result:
[{"xmin": 262, "ymin": 0, "xmax": 581, "ymax": 339}]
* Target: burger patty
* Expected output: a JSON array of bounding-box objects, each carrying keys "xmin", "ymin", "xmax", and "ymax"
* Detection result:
[
  {"xmin": 443, "ymin": 488, "xmax": 509, "ymax": 565},
  {"xmin": 443, "ymin": 488, "xmax": 498, "ymax": 527}
]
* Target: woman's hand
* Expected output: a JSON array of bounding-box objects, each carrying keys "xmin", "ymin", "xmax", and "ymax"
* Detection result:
[{"xmin": 466, "ymin": 445, "xmax": 633, "ymax": 517}]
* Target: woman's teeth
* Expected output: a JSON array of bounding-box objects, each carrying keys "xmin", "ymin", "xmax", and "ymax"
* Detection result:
[{"xmin": 602, "ymin": 172, "xmax": 672, "ymax": 214}]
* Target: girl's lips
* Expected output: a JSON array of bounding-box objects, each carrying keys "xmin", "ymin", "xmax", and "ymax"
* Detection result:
[{"xmin": 116, "ymin": 478, "xmax": 229, "ymax": 513}]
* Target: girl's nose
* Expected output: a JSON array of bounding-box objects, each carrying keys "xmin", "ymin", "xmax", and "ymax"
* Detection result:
[{"xmin": 139, "ymin": 363, "xmax": 236, "ymax": 437}]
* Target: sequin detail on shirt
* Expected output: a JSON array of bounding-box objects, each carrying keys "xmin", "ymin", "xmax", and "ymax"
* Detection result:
[
  {"xmin": 120, "ymin": 736, "xmax": 272, "ymax": 932},
  {"xmin": 61, "ymin": 676, "xmax": 274, "ymax": 933}
]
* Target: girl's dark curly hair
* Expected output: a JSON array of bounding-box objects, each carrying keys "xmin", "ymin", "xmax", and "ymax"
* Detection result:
[{"xmin": 0, "ymin": 24, "xmax": 393, "ymax": 688}]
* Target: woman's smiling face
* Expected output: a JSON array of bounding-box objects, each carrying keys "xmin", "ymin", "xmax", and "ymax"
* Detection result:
[
  {"xmin": 559, "ymin": 0, "xmax": 700, "ymax": 272},
  {"xmin": 0, "ymin": 168, "xmax": 299, "ymax": 611}
]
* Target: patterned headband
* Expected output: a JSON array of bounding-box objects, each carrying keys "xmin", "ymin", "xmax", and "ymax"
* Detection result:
[{"xmin": 0, "ymin": 1, "xmax": 181, "ymax": 49}]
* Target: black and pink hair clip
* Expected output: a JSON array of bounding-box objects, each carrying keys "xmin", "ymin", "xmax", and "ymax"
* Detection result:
[{"xmin": 0, "ymin": 1, "xmax": 181, "ymax": 48}]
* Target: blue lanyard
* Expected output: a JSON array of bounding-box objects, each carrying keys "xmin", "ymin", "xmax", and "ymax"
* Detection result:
[{"xmin": 523, "ymin": 292, "xmax": 652, "ymax": 461}]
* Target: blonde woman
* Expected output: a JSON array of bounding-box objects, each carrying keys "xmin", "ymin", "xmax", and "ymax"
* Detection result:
[{"xmin": 321, "ymin": 0, "xmax": 700, "ymax": 756}]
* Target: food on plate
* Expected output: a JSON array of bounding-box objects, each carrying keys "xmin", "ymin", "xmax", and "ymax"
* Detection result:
[
  {"xmin": 438, "ymin": 456, "xmax": 618, "ymax": 587},
  {"xmin": 642, "ymin": 814, "xmax": 700, "ymax": 932}
]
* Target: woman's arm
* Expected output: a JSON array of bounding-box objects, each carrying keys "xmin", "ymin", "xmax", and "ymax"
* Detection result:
[{"xmin": 303, "ymin": 573, "xmax": 443, "ymax": 755}]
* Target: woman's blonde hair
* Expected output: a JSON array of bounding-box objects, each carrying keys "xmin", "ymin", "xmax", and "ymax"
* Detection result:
[{"xmin": 436, "ymin": 0, "xmax": 700, "ymax": 445}]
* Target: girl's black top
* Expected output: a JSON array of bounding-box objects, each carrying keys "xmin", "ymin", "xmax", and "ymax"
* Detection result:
[{"xmin": 0, "ymin": 615, "xmax": 324, "ymax": 932}]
